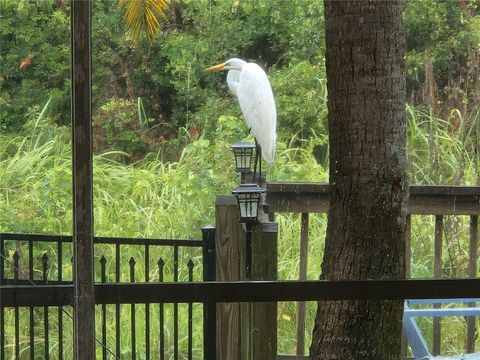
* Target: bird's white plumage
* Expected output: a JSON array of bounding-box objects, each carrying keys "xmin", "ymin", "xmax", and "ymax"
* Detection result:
[
  {"xmin": 226, "ymin": 67, "xmax": 241, "ymax": 96},
  {"xmin": 236, "ymin": 63, "xmax": 276, "ymax": 164},
  {"xmin": 224, "ymin": 58, "xmax": 276, "ymax": 164}
]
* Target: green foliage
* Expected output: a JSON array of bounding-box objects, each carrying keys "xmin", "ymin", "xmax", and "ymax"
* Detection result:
[
  {"xmin": 93, "ymin": 98, "xmax": 158, "ymax": 160},
  {"xmin": 0, "ymin": 0, "xmax": 70, "ymax": 131},
  {"xmin": 404, "ymin": 0, "xmax": 480, "ymax": 110},
  {"xmin": 1, "ymin": 0, "xmax": 477, "ymax": 154},
  {"xmin": 156, "ymin": 0, "xmax": 325, "ymax": 129},
  {"xmin": 271, "ymin": 61, "xmax": 328, "ymax": 141},
  {"xmin": 407, "ymin": 104, "xmax": 478, "ymax": 184}
]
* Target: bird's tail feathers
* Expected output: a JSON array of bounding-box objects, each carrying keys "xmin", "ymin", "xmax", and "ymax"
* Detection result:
[{"xmin": 262, "ymin": 142, "xmax": 276, "ymax": 165}]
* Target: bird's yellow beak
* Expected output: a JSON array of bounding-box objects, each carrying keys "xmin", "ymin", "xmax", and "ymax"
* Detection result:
[{"xmin": 204, "ymin": 62, "xmax": 227, "ymax": 72}]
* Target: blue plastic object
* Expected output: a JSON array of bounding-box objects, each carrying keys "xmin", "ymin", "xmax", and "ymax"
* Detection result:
[{"xmin": 403, "ymin": 300, "xmax": 480, "ymax": 360}]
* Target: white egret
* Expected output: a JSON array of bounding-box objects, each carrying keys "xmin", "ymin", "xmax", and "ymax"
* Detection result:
[{"xmin": 205, "ymin": 58, "xmax": 276, "ymax": 181}]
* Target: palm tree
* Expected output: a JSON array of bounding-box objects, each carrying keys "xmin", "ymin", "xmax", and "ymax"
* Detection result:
[
  {"xmin": 309, "ymin": 1, "xmax": 408, "ymax": 359},
  {"xmin": 118, "ymin": 0, "xmax": 169, "ymax": 43}
]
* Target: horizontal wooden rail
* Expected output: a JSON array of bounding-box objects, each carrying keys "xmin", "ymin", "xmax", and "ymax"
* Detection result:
[
  {"xmin": 4, "ymin": 279, "xmax": 480, "ymax": 307},
  {"xmin": 266, "ymin": 182, "xmax": 480, "ymax": 215},
  {"xmin": 94, "ymin": 279, "xmax": 480, "ymax": 302}
]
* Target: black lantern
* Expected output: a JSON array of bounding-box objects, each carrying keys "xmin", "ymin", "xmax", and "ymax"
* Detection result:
[
  {"xmin": 232, "ymin": 183, "xmax": 264, "ymax": 279},
  {"xmin": 232, "ymin": 183, "xmax": 264, "ymax": 224},
  {"xmin": 231, "ymin": 142, "xmax": 255, "ymax": 174}
]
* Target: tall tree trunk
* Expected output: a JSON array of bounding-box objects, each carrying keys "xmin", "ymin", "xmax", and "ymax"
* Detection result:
[{"xmin": 310, "ymin": 1, "xmax": 408, "ymax": 359}]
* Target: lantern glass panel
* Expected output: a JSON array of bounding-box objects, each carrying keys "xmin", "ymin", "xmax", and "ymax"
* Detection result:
[
  {"xmin": 235, "ymin": 149, "xmax": 253, "ymax": 171},
  {"xmin": 232, "ymin": 184, "xmax": 264, "ymax": 223},
  {"xmin": 231, "ymin": 142, "xmax": 255, "ymax": 173},
  {"xmin": 238, "ymin": 193, "xmax": 258, "ymax": 220}
]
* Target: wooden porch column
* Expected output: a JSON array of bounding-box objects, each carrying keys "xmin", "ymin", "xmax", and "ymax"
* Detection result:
[
  {"xmin": 71, "ymin": 1, "xmax": 95, "ymax": 359},
  {"xmin": 215, "ymin": 195, "xmax": 277, "ymax": 360},
  {"xmin": 215, "ymin": 195, "xmax": 244, "ymax": 360},
  {"xmin": 249, "ymin": 222, "xmax": 277, "ymax": 360}
]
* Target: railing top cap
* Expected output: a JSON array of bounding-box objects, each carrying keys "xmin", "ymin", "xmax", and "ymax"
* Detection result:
[{"xmin": 266, "ymin": 182, "xmax": 480, "ymax": 196}]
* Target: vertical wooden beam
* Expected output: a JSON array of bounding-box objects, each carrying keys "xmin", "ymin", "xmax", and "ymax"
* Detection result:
[
  {"xmin": 401, "ymin": 214, "xmax": 412, "ymax": 359},
  {"xmin": 71, "ymin": 1, "xmax": 95, "ymax": 359},
  {"xmin": 215, "ymin": 195, "xmax": 278, "ymax": 360},
  {"xmin": 215, "ymin": 195, "xmax": 245, "ymax": 360},
  {"xmin": 296, "ymin": 213, "xmax": 309, "ymax": 356},
  {"xmin": 405, "ymin": 215, "xmax": 412, "ymax": 279},
  {"xmin": 250, "ymin": 222, "xmax": 277, "ymax": 360},
  {"xmin": 432, "ymin": 215, "xmax": 443, "ymax": 356},
  {"xmin": 467, "ymin": 215, "xmax": 478, "ymax": 353}
]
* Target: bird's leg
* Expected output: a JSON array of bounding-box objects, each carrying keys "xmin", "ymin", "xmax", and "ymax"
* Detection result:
[
  {"xmin": 253, "ymin": 137, "xmax": 259, "ymax": 184},
  {"xmin": 258, "ymin": 145, "xmax": 262, "ymax": 188}
]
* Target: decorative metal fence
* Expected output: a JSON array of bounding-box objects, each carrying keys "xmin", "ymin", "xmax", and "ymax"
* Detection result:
[{"xmin": 0, "ymin": 227, "xmax": 216, "ymax": 360}]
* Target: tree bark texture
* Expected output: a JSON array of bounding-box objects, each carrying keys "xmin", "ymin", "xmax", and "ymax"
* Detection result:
[{"xmin": 310, "ymin": 1, "xmax": 408, "ymax": 359}]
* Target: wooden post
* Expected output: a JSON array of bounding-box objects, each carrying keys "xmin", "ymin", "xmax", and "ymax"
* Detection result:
[
  {"xmin": 433, "ymin": 215, "xmax": 443, "ymax": 356},
  {"xmin": 250, "ymin": 222, "xmax": 277, "ymax": 360},
  {"xmin": 296, "ymin": 213, "xmax": 309, "ymax": 356},
  {"xmin": 401, "ymin": 214, "xmax": 412, "ymax": 359},
  {"xmin": 71, "ymin": 1, "xmax": 95, "ymax": 359},
  {"xmin": 215, "ymin": 195, "xmax": 278, "ymax": 360},
  {"xmin": 215, "ymin": 195, "xmax": 245, "ymax": 360},
  {"xmin": 467, "ymin": 215, "xmax": 478, "ymax": 353}
]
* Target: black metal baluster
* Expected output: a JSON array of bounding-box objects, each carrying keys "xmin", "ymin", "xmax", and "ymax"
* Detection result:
[
  {"xmin": 115, "ymin": 243, "xmax": 121, "ymax": 359},
  {"xmin": 158, "ymin": 258, "xmax": 164, "ymax": 360},
  {"xmin": 173, "ymin": 246, "xmax": 178, "ymax": 360},
  {"xmin": 42, "ymin": 253, "xmax": 49, "ymax": 360},
  {"xmin": 57, "ymin": 240, "xmax": 63, "ymax": 282},
  {"xmin": 202, "ymin": 226, "xmax": 216, "ymax": 360},
  {"xmin": 29, "ymin": 303, "xmax": 34, "ymax": 360},
  {"xmin": 13, "ymin": 251, "xmax": 19, "ymax": 360},
  {"xmin": 57, "ymin": 239, "xmax": 63, "ymax": 360},
  {"xmin": 26, "ymin": 242, "xmax": 34, "ymax": 359},
  {"xmin": 28, "ymin": 241, "xmax": 34, "ymax": 282},
  {"xmin": 0, "ymin": 234, "xmax": 4, "ymax": 285},
  {"xmin": 42, "ymin": 253, "xmax": 49, "ymax": 282},
  {"xmin": 70, "ymin": 256, "xmax": 74, "ymax": 360},
  {"xmin": 27, "ymin": 241, "xmax": 35, "ymax": 360},
  {"xmin": 0, "ymin": 306, "xmax": 4, "ymax": 360},
  {"xmin": 0, "ymin": 235, "xmax": 4, "ymax": 360},
  {"xmin": 129, "ymin": 257, "xmax": 136, "ymax": 360},
  {"xmin": 187, "ymin": 260, "xmax": 194, "ymax": 360},
  {"xmin": 145, "ymin": 245, "xmax": 150, "ymax": 360},
  {"xmin": 100, "ymin": 256, "xmax": 107, "ymax": 360}
]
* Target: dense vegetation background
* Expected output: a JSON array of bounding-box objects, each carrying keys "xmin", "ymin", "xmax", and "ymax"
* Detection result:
[
  {"xmin": 0, "ymin": 0, "xmax": 479, "ymax": 357},
  {"xmin": 1, "ymin": 1, "xmax": 477, "ymax": 156}
]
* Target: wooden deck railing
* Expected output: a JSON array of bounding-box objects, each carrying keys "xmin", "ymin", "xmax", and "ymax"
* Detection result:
[{"xmin": 266, "ymin": 182, "xmax": 480, "ymax": 358}]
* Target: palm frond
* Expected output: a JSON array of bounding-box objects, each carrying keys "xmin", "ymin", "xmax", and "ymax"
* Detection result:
[{"xmin": 118, "ymin": 0, "xmax": 169, "ymax": 43}]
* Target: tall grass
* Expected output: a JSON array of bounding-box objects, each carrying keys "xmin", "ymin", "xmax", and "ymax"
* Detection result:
[
  {"xmin": 407, "ymin": 104, "xmax": 479, "ymax": 185},
  {"xmin": 0, "ymin": 102, "xmax": 478, "ymax": 357}
]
